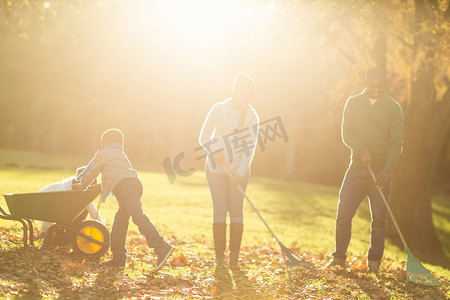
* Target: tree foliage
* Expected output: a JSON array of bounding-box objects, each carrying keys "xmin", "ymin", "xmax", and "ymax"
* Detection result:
[{"xmin": 0, "ymin": 0, "xmax": 449, "ymax": 262}]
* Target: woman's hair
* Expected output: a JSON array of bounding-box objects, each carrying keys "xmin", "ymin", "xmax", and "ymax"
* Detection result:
[
  {"xmin": 233, "ymin": 72, "xmax": 256, "ymax": 96},
  {"xmin": 101, "ymin": 128, "xmax": 124, "ymax": 147}
]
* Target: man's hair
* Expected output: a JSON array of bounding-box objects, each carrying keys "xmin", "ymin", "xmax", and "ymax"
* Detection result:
[
  {"xmin": 366, "ymin": 67, "xmax": 386, "ymax": 82},
  {"xmin": 233, "ymin": 72, "xmax": 256, "ymax": 95},
  {"xmin": 101, "ymin": 128, "xmax": 124, "ymax": 147}
]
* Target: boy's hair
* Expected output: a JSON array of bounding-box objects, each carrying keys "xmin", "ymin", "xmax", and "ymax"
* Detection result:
[{"xmin": 101, "ymin": 128, "xmax": 124, "ymax": 148}]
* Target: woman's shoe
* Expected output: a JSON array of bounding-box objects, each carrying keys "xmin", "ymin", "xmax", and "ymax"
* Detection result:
[
  {"xmin": 229, "ymin": 223, "xmax": 243, "ymax": 267},
  {"xmin": 213, "ymin": 223, "xmax": 227, "ymax": 268}
]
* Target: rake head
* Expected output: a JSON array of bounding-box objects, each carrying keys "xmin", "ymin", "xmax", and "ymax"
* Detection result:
[
  {"xmin": 279, "ymin": 243, "xmax": 316, "ymax": 271},
  {"xmin": 405, "ymin": 247, "xmax": 441, "ymax": 286}
]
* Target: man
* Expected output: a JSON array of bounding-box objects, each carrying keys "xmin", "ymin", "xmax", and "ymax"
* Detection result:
[{"xmin": 328, "ymin": 67, "xmax": 404, "ymax": 274}]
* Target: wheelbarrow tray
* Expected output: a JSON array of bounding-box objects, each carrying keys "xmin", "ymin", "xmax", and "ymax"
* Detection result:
[{"xmin": 3, "ymin": 188, "xmax": 100, "ymax": 224}]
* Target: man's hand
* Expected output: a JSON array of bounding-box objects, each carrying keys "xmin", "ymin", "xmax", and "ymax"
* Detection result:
[
  {"xmin": 361, "ymin": 151, "xmax": 372, "ymax": 167},
  {"xmin": 375, "ymin": 171, "xmax": 390, "ymax": 188},
  {"xmin": 72, "ymin": 183, "xmax": 82, "ymax": 190},
  {"xmin": 232, "ymin": 175, "xmax": 243, "ymax": 186},
  {"xmin": 213, "ymin": 151, "xmax": 224, "ymax": 166}
]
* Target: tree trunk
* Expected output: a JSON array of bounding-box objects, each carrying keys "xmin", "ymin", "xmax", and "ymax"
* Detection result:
[
  {"xmin": 389, "ymin": 68, "xmax": 450, "ymax": 265},
  {"xmin": 386, "ymin": 0, "xmax": 450, "ymax": 266},
  {"xmin": 390, "ymin": 107, "xmax": 450, "ymax": 264}
]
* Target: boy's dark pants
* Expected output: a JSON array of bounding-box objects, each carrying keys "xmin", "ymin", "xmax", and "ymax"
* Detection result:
[
  {"xmin": 333, "ymin": 168, "xmax": 390, "ymax": 262},
  {"xmin": 110, "ymin": 178, "xmax": 165, "ymax": 261}
]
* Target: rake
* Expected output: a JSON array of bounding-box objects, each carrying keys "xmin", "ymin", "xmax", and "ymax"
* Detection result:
[
  {"xmin": 223, "ymin": 165, "xmax": 314, "ymax": 270},
  {"xmin": 368, "ymin": 167, "xmax": 441, "ymax": 285}
]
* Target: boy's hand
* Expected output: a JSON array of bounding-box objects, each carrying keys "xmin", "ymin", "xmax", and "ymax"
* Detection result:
[
  {"xmin": 87, "ymin": 183, "xmax": 101, "ymax": 190},
  {"xmin": 87, "ymin": 183, "xmax": 102, "ymax": 190},
  {"xmin": 72, "ymin": 183, "xmax": 82, "ymax": 190}
]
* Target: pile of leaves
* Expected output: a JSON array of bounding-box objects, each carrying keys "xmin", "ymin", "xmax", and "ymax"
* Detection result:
[{"xmin": 0, "ymin": 228, "xmax": 448, "ymax": 299}]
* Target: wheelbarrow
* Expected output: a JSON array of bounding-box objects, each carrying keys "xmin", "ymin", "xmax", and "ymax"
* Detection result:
[{"xmin": 1, "ymin": 185, "xmax": 110, "ymax": 258}]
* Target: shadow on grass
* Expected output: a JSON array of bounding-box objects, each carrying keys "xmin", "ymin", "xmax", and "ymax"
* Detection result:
[
  {"xmin": 212, "ymin": 267, "xmax": 259, "ymax": 299},
  {"xmin": 0, "ymin": 247, "xmax": 53, "ymax": 299},
  {"xmin": 212, "ymin": 268, "xmax": 232, "ymax": 298},
  {"xmin": 287, "ymin": 264, "xmax": 448, "ymax": 299},
  {"xmin": 75, "ymin": 267, "xmax": 126, "ymax": 298},
  {"xmin": 0, "ymin": 243, "xmax": 125, "ymax": 299},
  {"xmin": 230, "ymin": 268, "xmax": 259, "ymax": 299},
  {"xmin": 352, "ymin": 270, "xmax": 448, "ymax": 300}
]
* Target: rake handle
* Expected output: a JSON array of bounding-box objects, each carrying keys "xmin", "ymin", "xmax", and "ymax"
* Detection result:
[
  {"xmin": 222, "ymin": 165, "xmax": 283, "ymax": 246},
  {"xmin": 368, "ymin": 167, "xmax": 408, "ymax": 249}
]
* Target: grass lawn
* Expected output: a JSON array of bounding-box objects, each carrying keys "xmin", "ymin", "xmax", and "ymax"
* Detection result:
[{"xmin": 0, "ymin": 148, "xmax": 449, "ymax": 299}]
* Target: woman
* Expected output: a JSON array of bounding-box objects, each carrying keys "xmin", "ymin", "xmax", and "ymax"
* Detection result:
[{"xmin": 199, "ymin": 72, "xmax": 259, "ymax": 267}]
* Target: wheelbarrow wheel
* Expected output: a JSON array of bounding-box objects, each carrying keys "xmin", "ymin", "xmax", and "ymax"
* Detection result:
[{"xmin": 71, "ymin": 220, "xmax": 110, "ymax": 258}]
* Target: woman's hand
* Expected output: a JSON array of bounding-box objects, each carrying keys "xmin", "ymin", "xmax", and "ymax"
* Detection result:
[
  {"xmin": 232, "ymin": 175, "xmax": 243, "ymax": 186},
  {"xmin": 213, "ymin": 151, "xmax": 224, "ymax": 166}
]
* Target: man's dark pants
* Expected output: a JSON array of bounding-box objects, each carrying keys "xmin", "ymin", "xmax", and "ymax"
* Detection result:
[
  {"xmin": 333, "ymin": 167, "xmax": 390, "ymax": 262},
  {"xmin": 110, "ymin": 178, "xmax": 164, "ymax": 261}
]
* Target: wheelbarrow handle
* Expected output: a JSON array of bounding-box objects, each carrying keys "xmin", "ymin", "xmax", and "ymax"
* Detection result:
[
  {"xmin": 55, "ymin": 225, "xmax": 108, "ymax": 246},
  {"xmin": 0, "ymin": 205, "xmax": 33, "ymax": 247}
]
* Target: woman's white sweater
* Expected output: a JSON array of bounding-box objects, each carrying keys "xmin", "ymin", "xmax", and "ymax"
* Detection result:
[{"xmin": 199, "ymin": 98, "xmax": 259, "ymax": 177}]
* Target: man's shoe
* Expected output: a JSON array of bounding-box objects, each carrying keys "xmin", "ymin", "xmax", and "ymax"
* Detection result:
[
  {"xmin": 101, "ymin": 258, "xmax": 126, "ymax": 268},
  {"xmin": 368, "ymin": 260, "xmax": 380, "ymax": 275},
  {"xmin": 326, "ymin": 258, "xmax": 346, "ymax": 269},
  {"xmin": 153, "ymin": 243, "xmax": 174, "ymax": 273}
]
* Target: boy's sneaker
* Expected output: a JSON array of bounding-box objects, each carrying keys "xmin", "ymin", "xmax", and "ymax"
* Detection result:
[
  {"xmin": 100, "ymin": 258, "xmax": 126, "ymax": 268},
  {"xmin": 368, "ymin": 260, "xmax": 380, "ymax": 275},
  {"xmin": 153, "ymin": 243, "xmax": 174, "ymax": 273},
  {"xmin": 325, "ymin": 258, "xmax": 346, "ymax": 269}
]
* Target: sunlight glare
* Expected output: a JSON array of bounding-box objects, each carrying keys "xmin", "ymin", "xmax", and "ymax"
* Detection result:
[
  {"xmin": 153, "ymin": 0, "xmax": 258, "ymax": 47},
  {"xmin": 266, "ymin": 1, "xmax": 276, "ymax": 12}
]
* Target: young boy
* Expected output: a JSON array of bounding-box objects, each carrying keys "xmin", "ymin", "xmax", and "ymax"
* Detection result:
[{"xmin": 74, "ymin": 128, "xmax": 174, "ymax": 270}]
